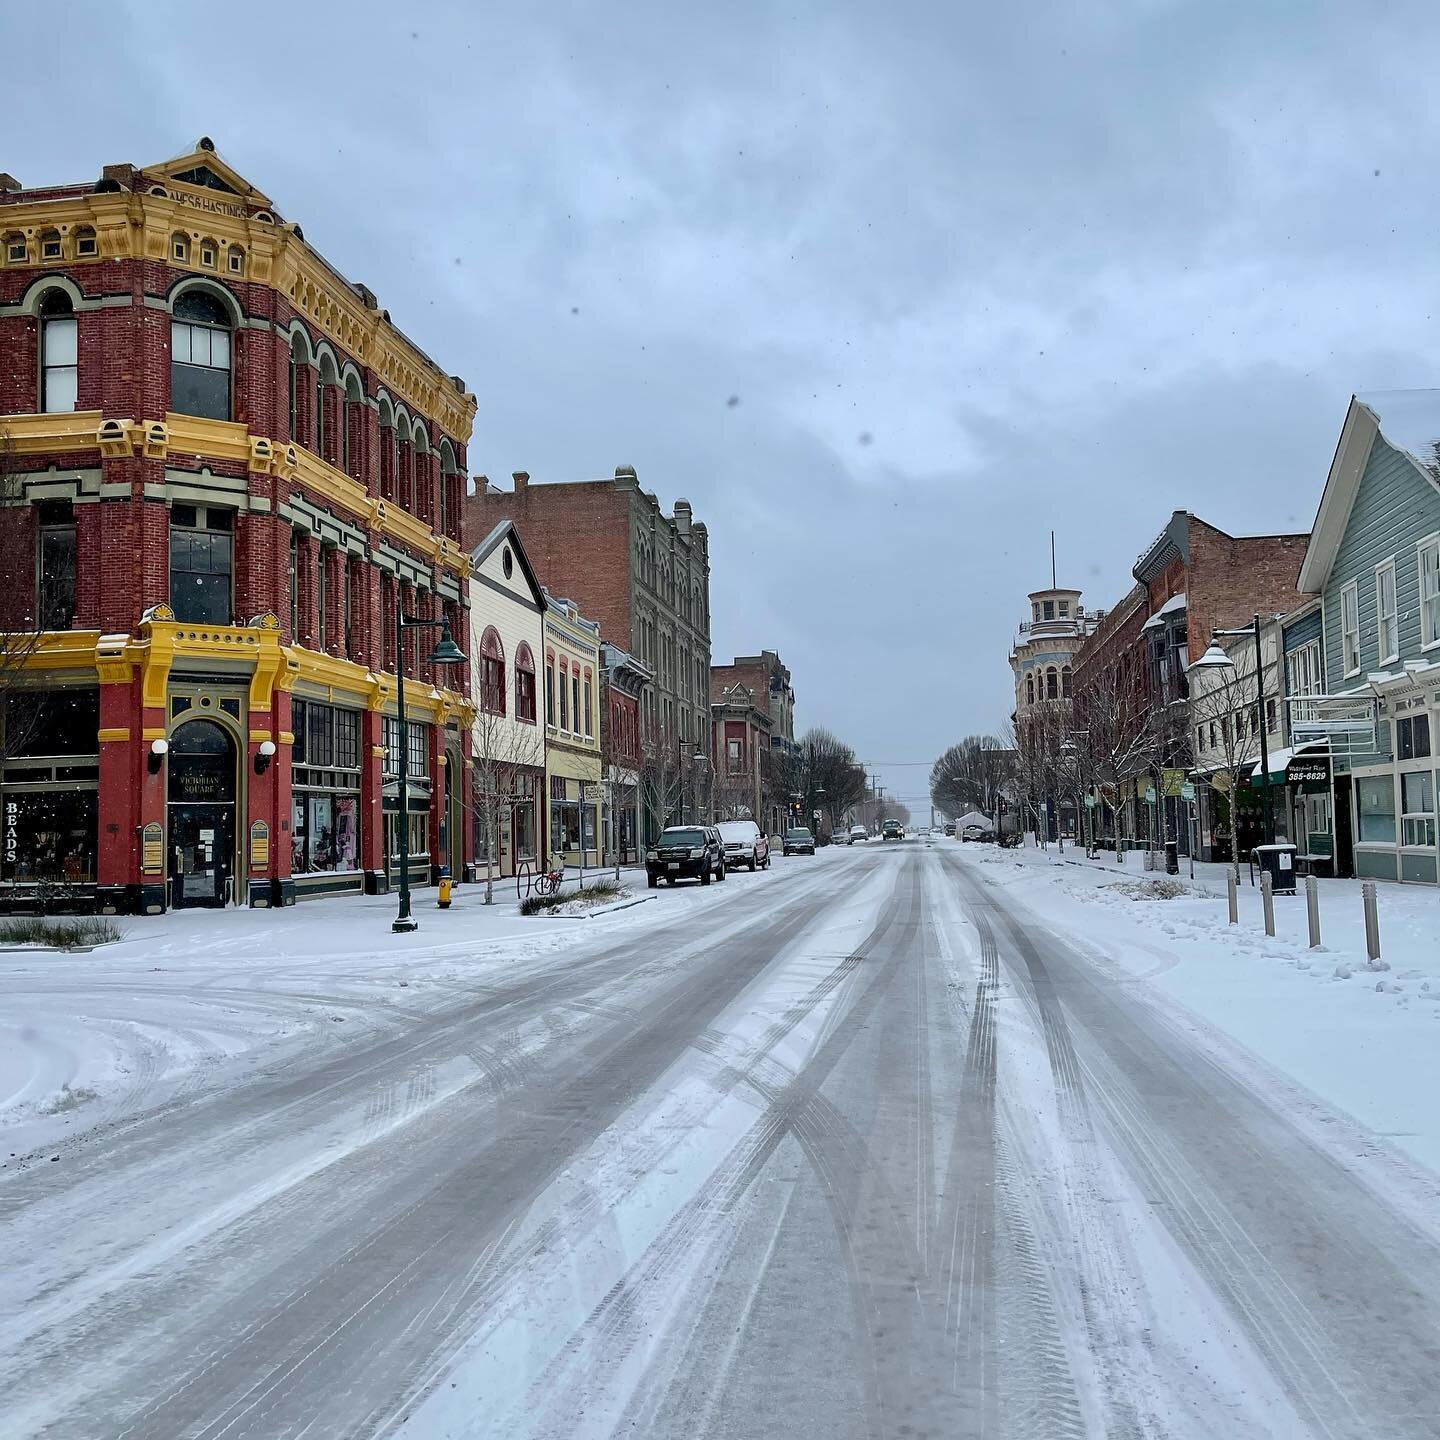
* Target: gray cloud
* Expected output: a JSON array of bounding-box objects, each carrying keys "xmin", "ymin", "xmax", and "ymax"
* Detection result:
[{"xmin": 14, "ymin": 0, "xmax": 1440, "ymax": 806}]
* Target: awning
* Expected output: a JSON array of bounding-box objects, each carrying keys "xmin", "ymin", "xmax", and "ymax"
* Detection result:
[{"xmin": 1249, "ymin": 743, "xmax": 1326, "ymax": 787}]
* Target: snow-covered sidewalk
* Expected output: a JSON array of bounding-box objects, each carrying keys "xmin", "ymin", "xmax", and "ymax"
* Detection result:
[
  {"xmin": 958, "ymin": 840, "xmax": 1440, "ymax": 1174},
  {"xmin": 0, "ymin": 859, "xmax": 800, "ymax": 1163}
]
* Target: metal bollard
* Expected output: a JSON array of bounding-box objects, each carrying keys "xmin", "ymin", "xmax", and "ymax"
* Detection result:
[
  {"xmin": 1362, "ymin": 880, "xmax": 1386, "ymax": 968},
  {"xmin": 1261, "ymin": 871, "xmax": 1275, "ymax": 937},
  {"xmin": 1305, "ymin": 874, "xmax": 1321, "ymax": 949},
  {"xmin": 1227, "ymin": 869, "xmax": 1238, "ymax": 925}
]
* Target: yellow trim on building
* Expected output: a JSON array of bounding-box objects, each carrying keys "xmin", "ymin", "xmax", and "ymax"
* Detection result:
[{"xmin": 0, "ymin": 155, "xmax": 476, "ymax": 439}]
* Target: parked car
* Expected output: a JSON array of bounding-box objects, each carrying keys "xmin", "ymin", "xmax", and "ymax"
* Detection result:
[
  {"xmin": 849, "ymin": 825, "xmax": 867, "ymax": 843},
  {"xmin": 831, "ymin": 827, "xmax": 851, "ymax": 846},
  {"xmin": 961, "ymin": 823, "xmax": 996, "ymax": 843},
  {"xmin": 717, "ymin": 819, "xmax": 770, "ymax": 871},
  {"xmin": 782, "ymin": 826, "xmax": 816, "ymax": 856},
  {"xmin": 943, "ymin": 822, "xmax": 956, "ymax": 836},
  {"xmin": 881, "ymin": 819, "xmax": 904, "ymax": 841},
  {"xmin": 646, "ymin": 826, "xmax": 726, "ymax": 887}
]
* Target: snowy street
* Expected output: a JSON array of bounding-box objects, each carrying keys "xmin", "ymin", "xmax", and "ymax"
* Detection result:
[{"xmin": 3, "ymin": 842, "xmax": 1440, "ymax": 1438}]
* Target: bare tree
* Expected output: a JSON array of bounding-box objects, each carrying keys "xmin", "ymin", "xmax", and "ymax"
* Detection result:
[
  {"xmin": 640, "ymin": 723, "xmax": 686, "ymax": 840},
  {"xmin": 930, "ymin": 735, "xmax": 1018, "ymax": 820},
  {"xmin": 1071, "ymin": 663, "xmax": 1150, "ymax": 853},
  {"xmin": 1187, "ymin": 636, "xmax": 1265, "ymax": 877},
  {"xmin": 469, "ymin": 625, "xmax": 546, "ymax": 904}
]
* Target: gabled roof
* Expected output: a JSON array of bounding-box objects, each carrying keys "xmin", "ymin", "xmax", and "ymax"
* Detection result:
[
  {"xmin": 1299, "ymin": 391, "xmax": 1440, "ymax": 592},
  {"xmin": 469, "ymin": 520, "xmax": 545, "ymax": 609},
  {"xmin": 146, "ymin": 138, "xmax": 276, "ymax": 210}
]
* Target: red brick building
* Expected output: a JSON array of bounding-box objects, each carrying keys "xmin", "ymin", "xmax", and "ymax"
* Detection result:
[
  {"xmin": 0, "ymin": 141, "xmax": 476, "ymax": 913},
  {"xmin": 1072, "ymin": 511, "xmax": 1308, "ymax": 849},
  {"xmin": 600, "ymin": 643, "xmax": 649, "ymax": 863},
  {"xmin": 464, "ymin": 467, "xmax": 710, "ymax": 841}
]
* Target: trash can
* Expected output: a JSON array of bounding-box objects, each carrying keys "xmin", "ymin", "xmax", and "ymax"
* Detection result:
[
  {"xmin": 1164, "ymin": 841, "xmax": 1179, "ymax": 875},
  {"xmin": 1253, "ymin": 842, "xmax": 1298, "ymax": 896}
]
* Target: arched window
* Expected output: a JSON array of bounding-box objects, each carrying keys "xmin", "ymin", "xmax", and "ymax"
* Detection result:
[
  {"xmin": 288, "ymin": 331, "xmax": 311, "ymax": 443},
  {"xmin": 171, "ymin": 290, "xmax": 232, "ymax": 420},
  {"xmin": 1026, "ymin": 674, "xmax": 1035, "ymax": 706},
  {"xmin": 74, "ymin": 227, "xmax": 98, "ymax": 258},
  {"xmin": 316, "ymin": 353, "xmax": 339, "ymax": 466},
  {"xmin": 439, "ymin": 439, "xmax": 457, "ymax": 537},
  {"xmin": 4, "ymin": 232, "xmax": 26, "ymax": 264},
  {"xmin": 226, "ymin": 245, "xmax": 245, "ymax": 276},
  {"xmin": 343, "ymin": 372, "xmax": 364, "ymax": 481},
  {"xmin": 1045, "ymin": 667, "xmax": 1058, "ymax": 701},
  {"xmin": 171, "ymin": 232, "xmax": 190, "ymax": 264},
  {"xmin": 39, "ymin": 230, "xmax": 61, "ymax": 261},
  {"xmin": 199, "ymin": 236, "xmax": 218, "ymax": 269},
  {"xmin": 39, "ymin": 290, "xmax": 77, "ymax": 413},
  {"xmin": 480, "ymin": 626, "xmax": 506, "ymax": 715},
  {"xmin": 515, "ymin": 641, "xmax": 537, "ymax": 723},
  {"xmin": 395, "ymin": 409, "xmax": 414, "ymax": 512},
  {"xmin": 1061, "ymin": 665, "xmax": 1072, "ymax": 699},
  {"xmin": 412, "ymin": 421, "xmax": 430, "ymax": 522},
  {"xmin": 377, "ymin": 397, "xmax": 397, "ymax": 500},
  {"xmin": 545, "ymin": 649, "xmax": 556, "ymax": 726}
]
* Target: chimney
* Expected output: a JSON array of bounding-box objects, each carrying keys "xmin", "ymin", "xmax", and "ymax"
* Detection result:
[
  {"xmin": 512, "ymin": 471, "xmax": 529, "ymax": 493},
  {"xmin": 673, "ymin": 498, "xmax": 692, "ymax": 537}
]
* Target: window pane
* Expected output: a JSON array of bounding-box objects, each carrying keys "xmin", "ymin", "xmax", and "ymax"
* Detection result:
[
  {"xmin": 1357, "ymin": 776, "xmax": 1396, "ymax": 842},
  {"xmin": 190, "ymin": 326, "xmax": 211, "ymax": 367},
  {"xmin": 43, "ymin": 366, "xmax": 77, "ymax": 414},
  {"xmin": 44, "ymin": 316, "xmax": 77, "ymax": 366},
  {"xmin": 1402, "ymin": 771, "xmax": 1433, "ymax": 815},
  {"xmin": 39, "ymin": 528, "xmax": 76, "ymax": 628},
  {"xmin": 171, "ymin": 362, "xmax": 231, "ymax": 420},
  {"xmin": 211, "ymin": 328, "xmax": 230, "ymax": 367},
  {"xmin": 171, "ymin": 323, "xmax": 191, "ymax": 364}
]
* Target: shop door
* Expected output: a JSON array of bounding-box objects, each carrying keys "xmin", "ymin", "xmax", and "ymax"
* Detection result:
[
  {"xmin": 167, "ymin": 719, "xmax": 237, "ymax": 908},
  {"xmin": 1333, "ymin": 776, "xmax": 1355, "ymax": 879}
]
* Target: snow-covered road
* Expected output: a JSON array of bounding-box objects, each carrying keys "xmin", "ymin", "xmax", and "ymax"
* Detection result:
[{"xmin": 2, "ymin": 843, "xmax": 1439, "ymax": 1437}]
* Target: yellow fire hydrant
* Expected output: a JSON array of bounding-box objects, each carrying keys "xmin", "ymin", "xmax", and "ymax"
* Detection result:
[{"xmin": 437, "ymin": 874, "xmax": 453, "ymax": 908}]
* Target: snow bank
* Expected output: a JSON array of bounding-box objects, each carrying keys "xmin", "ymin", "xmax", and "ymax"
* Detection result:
[{"xmin": 964, "ymin": 844, "xmax": 1440, "ymax": 1175}]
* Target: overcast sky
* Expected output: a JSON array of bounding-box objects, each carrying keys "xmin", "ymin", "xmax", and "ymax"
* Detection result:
[{"xmin": 12, "ymin": 1, "xmax": 1440, "ymax": 813}]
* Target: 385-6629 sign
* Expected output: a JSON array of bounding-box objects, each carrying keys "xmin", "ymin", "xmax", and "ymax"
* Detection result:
[{"xmin": 1286, "ymin": 754, "xmax": 1331, "ymax": 788}]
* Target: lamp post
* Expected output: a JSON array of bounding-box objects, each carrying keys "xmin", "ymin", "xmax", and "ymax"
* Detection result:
[
  {"xmin": 392, "ymin": 612, "xmax": 466, "ymax": 933},
  {"xmin": 1194, "ymin": 614, "xmax": 1274, "ymax": 848}
]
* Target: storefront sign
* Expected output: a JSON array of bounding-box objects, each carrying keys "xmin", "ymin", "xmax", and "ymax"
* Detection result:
[
  {"xmin": 141, "ymin": 821, "xmax": 164, "ymax": 874},
  {"xmin": 1287, "ymin": 754, "xmax": 1332, "ymax": 789},
  {"xmin": 1180, "ymin": 783, "xmax": 1196, "ymax": 802},
  {"xmin": 1162, "ymin": 768, "xmax": 1186, "ymax": 797},
  {"xmin": 250, "ymin": 819, "xmax": 270, "ymax": 871},
  {"xmin": 3, "ymin": 799, "xmax": 16, "ymax": 871}
]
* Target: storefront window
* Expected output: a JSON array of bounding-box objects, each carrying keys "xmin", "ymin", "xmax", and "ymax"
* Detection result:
[
  {"xmin": 3, "ymin": 688, "xmax": 99, "ymax": 757},
  {"xmin": 1356, "ymin": 776, "xmax": 1396, "ymax": 843},
  {"xmin": 2, "ymin": 789, "xmax": 97, "ymax": 882},
  {"xmin": 1401, "ymin": 771, "xmax": 1436, "ymax": 848},
  {"xmin": 291, "ymin": 699, "xmax": 362, "ymax": 874}
]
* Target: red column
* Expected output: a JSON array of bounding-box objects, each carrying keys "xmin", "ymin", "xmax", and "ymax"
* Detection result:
[
  {"xmin": 96, "ymin": 676, "xmax": 144, "ymax": 906},
  {"xmin": 361, "ymin": 707, "xmax": 385, "ymax": 883},
  {"xmin": 246, "ymin": 688, "xmax": 292, "ymax": 906},
  {"xmin": 427, "ymin": 721, "xmax": 444, "ymax": 883}
]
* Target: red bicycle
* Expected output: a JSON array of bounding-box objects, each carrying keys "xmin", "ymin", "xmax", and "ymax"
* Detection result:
[{"xmin": 516, "ymin": 858, "xmax": 566, "ymax": 901}]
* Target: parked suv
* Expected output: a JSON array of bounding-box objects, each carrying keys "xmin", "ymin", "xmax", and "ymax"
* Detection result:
[
  {"xmin": 782, "ymin": 826, "xmax": 816, "ymax": 856},
  {"xmin": 717, "ymin": 819, "xmax": 770, "ymax": 872},
  {"xmin": 646, "ymin": 826, "xmax": 726, "ymax": 887}
]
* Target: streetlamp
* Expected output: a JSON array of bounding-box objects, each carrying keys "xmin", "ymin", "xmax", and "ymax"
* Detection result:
[
  {"xmin": 1193, "ymin": 615, "xmax": 1274, "ymax": 848},
  {"xmin": 391, "ymin": 612, "xmax": 466, "ymax": 933}
]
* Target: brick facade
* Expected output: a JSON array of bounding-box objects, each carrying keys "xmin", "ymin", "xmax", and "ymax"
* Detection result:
[
  {"xmin": 0, "ymin": 143, "xmax": 476, "ymax": 914},
  {"xmin": 464, "ymin": 466, "xmax": 712, "ymax": 751}
]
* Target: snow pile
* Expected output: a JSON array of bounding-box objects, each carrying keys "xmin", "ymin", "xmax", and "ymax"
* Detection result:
[
  {"xmin": 1102, "ymin": 877, "xmax": 1191, "ymax": 901},
  {"xmin": 959, "ymin": 843, "xmax": 1440, "ymax": 1172}
]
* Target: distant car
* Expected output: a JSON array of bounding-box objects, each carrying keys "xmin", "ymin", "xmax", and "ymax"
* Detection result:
[
  {"xmin": 943, "ymin": 822, "xmax": 956, "ymax": 836},
  {"xmin": 647, "ymin": 826, "xmax": 726, "ymax": 887},
  {"xmin": 782, "ymin": 826, "xmax": 816, "ymax": 856},
  {"xmin": 717, "ymin": 819, "xmax": 770, "ymax": 872},
  {"xmin": 881, "ymin": 820, "xmax": 904, "ymax": 841},
  {"xmin": 831, "ymin": 827, "xmax": 851, "ymax": 846},
  {"xmin": 849, "ymin": 825, "xmax": 867, "ymax": 843},
  {"xmin": 961, "ymin": 823, "xmax": 996, "ymax": 843}
]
